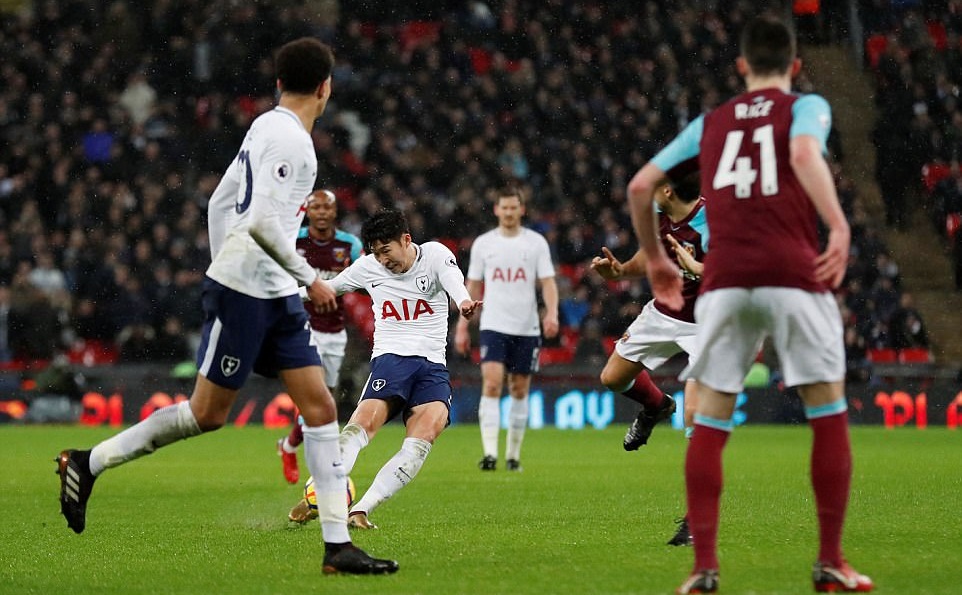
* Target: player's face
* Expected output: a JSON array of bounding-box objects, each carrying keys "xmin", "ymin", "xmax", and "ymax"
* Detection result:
[
  {"xmin": 370, "ymin": 235, "xmax": 414, "ymax": 274},
  {"xmin": 307, "ymin": 197, "xmax": 337, "ymax": 232},
  {"xmin": 653, "ymin": 183, "xmax": 673, "ymax": 209},
  {"xmin": 494, "ymin": 196, "xmax": 524, "ymax": 228}
]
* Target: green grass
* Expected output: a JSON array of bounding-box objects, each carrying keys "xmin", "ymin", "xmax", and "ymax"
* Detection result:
[{"xmin": 0, "ymin": 424, "xmax": 957, "ymax": 594}]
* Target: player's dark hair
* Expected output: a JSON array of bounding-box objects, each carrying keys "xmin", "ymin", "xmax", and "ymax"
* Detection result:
[
  {"xmin": 670, "ymin": 171, "xmax": 701, "ymax": 204},
  {"xmin": 361, "ymin": 208, "xmax": 410, "ymax": 251},
  {"xmin": 740, "ymin": 16, "xmax": 795, "ymax": 76},
  {"xmin": 275, "ymin": 38, "xmax": 334, "ymax": 95},
  {"xmin": 496, "ymin": 185, "xmax": 525, "ymax": 206}
]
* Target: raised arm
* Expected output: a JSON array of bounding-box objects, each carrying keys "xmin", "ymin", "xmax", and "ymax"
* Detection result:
[
  {"xmin": 628, "ymin": 162, "xmax": 683, "ymax": 309},
  {"xmin": 790, "ymin": 134, "xmax": 850, "ymax": 289}
]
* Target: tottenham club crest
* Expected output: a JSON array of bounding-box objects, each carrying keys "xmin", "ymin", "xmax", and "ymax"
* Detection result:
[
  {"xmin": 221, "ymin": 355, "xmax": 241, "ymax": 377},
  {"xmin": 416, "ymin": 275, "xmax": 430, "ymax": 293},
  {"xmin": 371, "ymin": 379, "xmax": 387, "ymax": 391}
]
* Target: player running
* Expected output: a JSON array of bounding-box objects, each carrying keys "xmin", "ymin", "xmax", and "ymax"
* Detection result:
[
  {"xmin": 591, "ymin": 174, "xmax": 705, "ymax": 547},
  {"xmin": 55, "ymin": 38, "xmax": 397, "ymax": 575}
]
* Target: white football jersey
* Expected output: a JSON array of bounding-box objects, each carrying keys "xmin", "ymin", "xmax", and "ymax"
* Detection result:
[
  {"xmin": 206, "ymin": 107, "xmax": 317, "ymax": 298},
  {"xmin": 467, "ymin": 228, "xmax": 555, "ymax": 336},
  {"xmin": 328, "ymin": 242, "xmax": 471, "ymax": 365}
]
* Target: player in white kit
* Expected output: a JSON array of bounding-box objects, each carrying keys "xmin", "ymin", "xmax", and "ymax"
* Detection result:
[
  {"xmin": 289, "ymin": 208, "xmax": 481, "ymax": 529},
  {"xmin": 454, "ymin": 186, "xmax": 558, "ymax": 472},
  {"xmin": 55, "ymin": 38, "xmax": 397, "ymax": 575}
]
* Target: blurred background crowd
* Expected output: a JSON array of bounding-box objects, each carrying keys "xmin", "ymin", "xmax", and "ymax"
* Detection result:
[{"xmin": 0, "ymin": 0, "xmax": 949, "ymax": 382}]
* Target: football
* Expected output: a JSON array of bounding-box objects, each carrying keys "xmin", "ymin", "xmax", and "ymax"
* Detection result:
[{"xmin": 304, "ymin": 475, "xmax": 356, "ymax": 511}]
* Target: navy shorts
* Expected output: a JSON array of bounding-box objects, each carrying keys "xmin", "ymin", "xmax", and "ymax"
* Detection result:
[
  {"xmin": 479, "ymin": 330, "xmax": 541, "ymax": 374},
  {"xmin": 196, "ymin": 277, "xmax": 321, "ymax": 390},
  {"xmin": 361, "ymin": 353, "xmax": 452, "ymax": 424}
]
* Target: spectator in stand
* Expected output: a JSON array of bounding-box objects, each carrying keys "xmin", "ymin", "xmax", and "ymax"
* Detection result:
[
  {"xmin": 889, "ymin": 292, "xmax": 930, "ymax": 349},
  {"xmin": 0, "ymin": 0, "xmax": 920, "ymax": 378}
]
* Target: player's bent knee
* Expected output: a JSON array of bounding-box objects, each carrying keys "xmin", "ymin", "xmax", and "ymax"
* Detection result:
[{"xmin": 599, "ymin": 367, "xmax": 628, "ymax": 392}]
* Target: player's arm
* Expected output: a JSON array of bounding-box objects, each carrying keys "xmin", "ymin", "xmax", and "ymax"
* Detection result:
[
  {"xmin": 437, "ymin": 250, "xmax": 482, "ymax": 323},
  {"xmin": 628, "ymin": 162, "xmax": 683, "ymax": 310},
  {"xmin": 539, "ymin": 276, "xmax": 559, "ymax": 339},
  {"xmin": 791, "ymin": 134, "xmax": 849, "ymax": 288},
  {"xmin": 323, "ymin": 261, "xmax": 365, "ymax": 297},
  {"xmin": 790, "ymin": 95, "xmax": 849, "ymax": 289},
  {"xmin": 666, "ymin": 235, "xmax": 704, "ymax": 278},
  {"xmin": 246, "ymin": 143, "xmax": 335, "ymax": 311},
  {"xmin": 590, "ymin": 247, "xmax": 648, "ymax": 280}
]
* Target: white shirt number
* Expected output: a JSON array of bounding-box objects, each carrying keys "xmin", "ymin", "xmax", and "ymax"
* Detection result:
[{"xmin": 712, "ymin": 124, "xmax": 778, "ymax": 198}]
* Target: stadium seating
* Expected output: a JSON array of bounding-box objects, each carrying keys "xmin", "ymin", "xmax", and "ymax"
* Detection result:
[
  {"xmin": 922, "ymin": 162, "xmax": 951, "ymax": 194},
  {"xmin": 865, "ymin": 34, "xmax": 888, "ymax": 68}
]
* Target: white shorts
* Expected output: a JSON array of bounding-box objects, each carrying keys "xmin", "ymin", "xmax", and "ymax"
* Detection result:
[
  {"xmin": 683, "ymin": 287, "xmax": 845, "ymax": 393},
  {"xmin": 615, "ymin": 300, "xmax": 699, "ymax": 370},
  {"xmin": 311, "ymin": 328, "xmax": 348, "ymax": 388}
]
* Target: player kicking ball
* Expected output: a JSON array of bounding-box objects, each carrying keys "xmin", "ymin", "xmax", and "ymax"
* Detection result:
[{"xmin": 288, "ymin": 208, "xmax": 481, "ymax": 529}]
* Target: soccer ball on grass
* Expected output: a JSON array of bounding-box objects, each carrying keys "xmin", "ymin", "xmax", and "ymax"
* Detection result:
[{"xmin": 304, "ymin": 475, "xmax": 357, "ymax": 511}]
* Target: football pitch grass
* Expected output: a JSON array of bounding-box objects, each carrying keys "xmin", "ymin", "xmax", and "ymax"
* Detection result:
[{"xmin": 1, "ymin": 424, "xmax": 957, "ymax": 594}]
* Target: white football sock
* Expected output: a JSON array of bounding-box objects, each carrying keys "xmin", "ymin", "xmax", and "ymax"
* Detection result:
[
  {"xmin": 338, "ymin": 422, "xmax": 369, "ymax": 473},
  {"xmin": 281, "ymin": 436, "xmax": 298, "ymax": 454},
  {"xmin": 505, "ymin": 395, "xmax": 529, "ymax": 461},
  {"xmin": 89, "ymin": 401, "xmax": 200, "ymax": 476},
  {"xmin": 302, "ymin": 422, "xmax": 350, "ymax": 544},
  {"xmin": 478, "ymin": 396, "xmax": 501, "ymax": 458},
  {"xmin": 351, "ymin": 437, "xmax": 431, "ymax": 516}
]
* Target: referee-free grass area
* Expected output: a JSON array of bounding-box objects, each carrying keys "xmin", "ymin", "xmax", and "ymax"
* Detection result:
[{"xmin": 1, "ymin": 423, "xmax": 957, "ymax": 594}]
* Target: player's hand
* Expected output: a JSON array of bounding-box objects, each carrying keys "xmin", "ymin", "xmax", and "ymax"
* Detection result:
[
  {"xmin": 646, "ymin": 253, "xmax": 683, "ymax": 310},
  {"xmin": 307, "ymin": 278, "xmax": 337, "ymax": 313},
  {"xmin": 542, "ymin": 312, "xmax": 559, "ymax": 339},
  {"xmin": 459, "ymin": 299, "xmax": 482, "ymax": 321},
  {"xmin": 667, "ymin": 234, "xmax": 701, "ymax": 278},
  {"xmin": 590, "ymin": 247, "xmax": 623, "ymax": 280},
  {"xmin": 814, "ymin": 226, "xmax": 850, "ymax": 288},
  {"xmin": 454, "ymin": 323, "xmax": 471, "ymax": 355}
]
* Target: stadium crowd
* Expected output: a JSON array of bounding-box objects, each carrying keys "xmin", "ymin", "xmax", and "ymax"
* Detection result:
[
  {"xmin": 0, "ymin": 0, "xmax": 928, "ymax": 380},
  {"xmin": 862, "ymin": 0, "xmax": 962, "ymax": 290}
]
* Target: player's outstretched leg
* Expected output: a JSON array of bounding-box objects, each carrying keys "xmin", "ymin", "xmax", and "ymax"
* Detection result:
[
  {"xmin": 812, "ymin": 561, "xmax": 873, "ymax": 592},
  {"xmin": 676, "ymin": 569, "xmax": 719, "ymax": 594},
  {"xmin": 55, "ymin": 449, "xmax": 96, "ymax": 534},
  {"xmin": 624, "ymin": 394, "xmax": 676, "ymax": 451},
  {"xmin": 667, "ymin": 516, "xmax": 693, "ymax": 546},
  {"xmin": 323, "ymin": 544, "xmax": 398, "ymax": 575}
]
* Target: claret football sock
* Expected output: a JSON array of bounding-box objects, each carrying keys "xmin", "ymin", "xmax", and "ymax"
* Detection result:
[
  {"xmin": 622, "ymin": 371, "xmax": 665, "ymax": 411},
  {"xmin": 686, "ymin": 420, "xmax": 731, "ymax": 572},
  {"xmin": 807, "ymin": 408, "xmax": 852, "ymax": 568}
]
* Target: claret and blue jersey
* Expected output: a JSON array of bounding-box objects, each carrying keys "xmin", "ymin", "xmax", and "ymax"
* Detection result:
[{"xmin": 652, "ymin": 88, "xmax": 833, "ymax": 293}]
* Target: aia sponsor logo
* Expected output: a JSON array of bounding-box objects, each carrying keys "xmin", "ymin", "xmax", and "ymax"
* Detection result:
[
  {"xmin": 381, "ymin": 299, "xmax": 435, "ymax": 321},
  {"xmin": 491, "ymin": 267, "xmax": 528, "ymax": 282}
]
